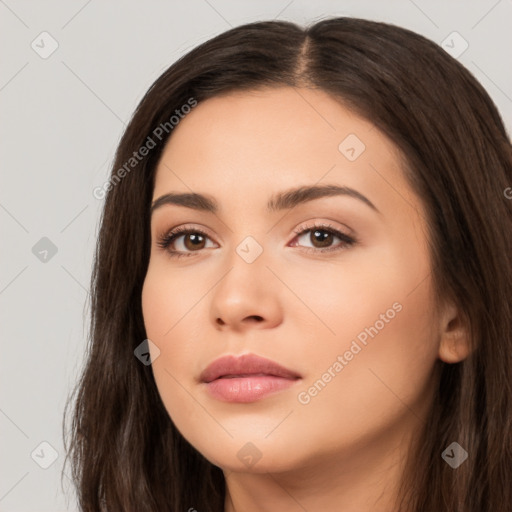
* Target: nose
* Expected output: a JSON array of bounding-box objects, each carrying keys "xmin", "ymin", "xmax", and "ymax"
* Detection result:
[{"xmin": 209, "ymin": 249, "xmax": 283, "ymax": 332}]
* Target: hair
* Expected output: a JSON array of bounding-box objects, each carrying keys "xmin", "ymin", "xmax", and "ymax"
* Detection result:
[{"xmin": 62, "ymin": 16, "xmax": 512, "ymax": 512}]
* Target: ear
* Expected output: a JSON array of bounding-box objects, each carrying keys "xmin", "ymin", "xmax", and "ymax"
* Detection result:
[{"xmin": 437, "ymin": 300, "xmax": 472, "ymax": 363}]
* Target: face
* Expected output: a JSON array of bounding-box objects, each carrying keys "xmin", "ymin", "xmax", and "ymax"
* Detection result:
[{"xmin": 141, "ymin": 86, "xmax": 452, "ymax": 474}]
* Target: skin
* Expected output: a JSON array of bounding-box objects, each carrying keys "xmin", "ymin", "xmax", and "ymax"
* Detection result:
[{"xmin": 141, "ymin": 86, "xmax": 471, "ymax": 511}]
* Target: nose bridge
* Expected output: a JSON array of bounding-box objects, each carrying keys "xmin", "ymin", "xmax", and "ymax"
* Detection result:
[
  {"xmin": 216, "ymin": 232, "xmax": 269, "ymax": 298},
  {"xmin": 209, "ymin": 231, "xmax": 282, "ymax": 329},
  {"xmin": 220, "ymin": 204, "xmax": 271, "ymax": 268}
]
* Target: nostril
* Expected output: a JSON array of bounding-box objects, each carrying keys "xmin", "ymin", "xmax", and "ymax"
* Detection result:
[
  {"xmin": 246, "ymin": 315, "xmax": 263, "ymax": 322},
  {"xmin": 215, "ymin": 315, "xmax": 263, "ymax": 326}
]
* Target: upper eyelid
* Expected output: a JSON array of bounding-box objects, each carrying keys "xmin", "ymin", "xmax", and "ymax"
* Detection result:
[
  {"xmin": 293, "ymin": 220, "xmax": 352, "ymax": 235},
  {"xmin": 159, "ymin": 220, "xmax": 349, "ymax": 235},
  {"xmin": 160, "ymin": 224, "xmax": 217, "ymax": 241}
]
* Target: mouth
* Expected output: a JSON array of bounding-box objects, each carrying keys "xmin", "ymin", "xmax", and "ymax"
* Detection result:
[
  {"xmin": 215, "ymin": 373, "xmax": 279, "ymax": 379},
  {"xmin": 200, "ymin": 354, "xmax": 301, "ymax": 403}
]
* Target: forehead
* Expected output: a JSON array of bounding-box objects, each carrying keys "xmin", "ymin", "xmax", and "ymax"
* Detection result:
[{"xmin": 152, "ymin": 86, "xmax": 415, "ymax": 218}]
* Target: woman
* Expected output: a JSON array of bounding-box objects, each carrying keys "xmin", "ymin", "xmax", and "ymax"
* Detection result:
[{"xmin": 63, "ymin": 16, "xmax": 512, "ymax": 512}]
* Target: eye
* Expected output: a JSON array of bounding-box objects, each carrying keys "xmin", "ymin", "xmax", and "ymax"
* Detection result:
[
  {"xmin": 290, "ymin": 222, "xmax": 356, "ymax": 254},
  {"xmin": 156, "ymin": 222, "xmax": 357, "ymax": 259},
  {"xmin": 156, "ymin": 225, "xmax": 217, "ymax": 259}
]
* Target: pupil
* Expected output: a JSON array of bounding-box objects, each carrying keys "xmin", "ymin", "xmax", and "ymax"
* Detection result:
[
  {"xmin": 186, "ymin": 234, "xmax": 204, "ymax": 249},
  {"xmin": 313, "ymin": 229, "xmax": 332, "ymax": 247}
]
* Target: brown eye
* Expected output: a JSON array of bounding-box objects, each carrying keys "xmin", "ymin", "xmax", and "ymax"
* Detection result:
[
  {"xmin": 309, "ymin": 229, "xmax": 335, "ymax": 248},
  {"xmin": 292, "ymin": 224, "xmax": 356, "ymax": 253},
  {"xmin": 182, "ymin": 232, "xmax": 207, "ymax": 251},
  {"xmin": 156, "ymin": 227, "xmax": 216, "ymax": 258}
]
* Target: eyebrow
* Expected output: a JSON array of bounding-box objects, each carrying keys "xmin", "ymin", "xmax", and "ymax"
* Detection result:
[{"xmin": 150, "ymin": 184, "xmax": 379, "ymax": 217}]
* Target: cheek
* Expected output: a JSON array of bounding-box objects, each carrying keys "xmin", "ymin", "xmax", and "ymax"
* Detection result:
[
  {"xmin": 286, "ymin": 286, "xmax": 439, "ymax": 464},
  {"xmin": 297, "ymin": 273, "xmax": 439, "ymax": 419},
  {"xmin": 288, "ymin": 242, "xmax": 440, "ymax": 420},
  {"xmin": 141, "ymin": 265, "xmax": 207, "ymax": 420},
  {"xmin": 141, "ymin": 284, "xmax": 167, "ymax": 337},
  {"xmin": 141, "ymin": 262, "xmax": 200, "ymax": 342},
  {"xmin": 273, "ymin": 243, "xmax": 432, "ymax": 363}
]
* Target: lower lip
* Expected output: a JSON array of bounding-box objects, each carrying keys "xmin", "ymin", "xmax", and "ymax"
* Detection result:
[{"xmin": 204, "ymin": 375, "xmax": 299, "ymax": 403}]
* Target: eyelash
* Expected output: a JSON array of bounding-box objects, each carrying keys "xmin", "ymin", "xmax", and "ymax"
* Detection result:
[{"xmin": 156, "ymin": 222, "xmax": 357, "ymax": 259}]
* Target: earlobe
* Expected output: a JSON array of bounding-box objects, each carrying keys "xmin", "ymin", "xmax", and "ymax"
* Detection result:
[{"xmin": 437, "ymin": 302, "xmax": 472, "ymax": 364}]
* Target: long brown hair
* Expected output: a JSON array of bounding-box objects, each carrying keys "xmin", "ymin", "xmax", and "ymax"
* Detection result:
[{"xmin": 63, "ymin": 16, "xmax": 512, "ymax": 511}]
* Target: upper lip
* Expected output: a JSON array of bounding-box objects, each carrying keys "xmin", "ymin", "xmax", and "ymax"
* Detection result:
[{"xmin": 199, "ymin": 354, "xmax": 301, "ymax": 383}]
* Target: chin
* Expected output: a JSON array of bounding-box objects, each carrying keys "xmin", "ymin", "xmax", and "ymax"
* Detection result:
[{"xmin": 193, "ymin": 438, "xmax": 309, "ymax": 475}]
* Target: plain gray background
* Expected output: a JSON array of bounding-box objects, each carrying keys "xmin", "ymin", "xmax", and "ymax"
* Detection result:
[{"xmin": 1, "ymin": 1, "xmax": 511, "ymax": 510}]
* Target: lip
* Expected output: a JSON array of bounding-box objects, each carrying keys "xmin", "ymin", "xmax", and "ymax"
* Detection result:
[{"xmin": 200, "ymin": 354, "xmax": 301, "ymax": 403}]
